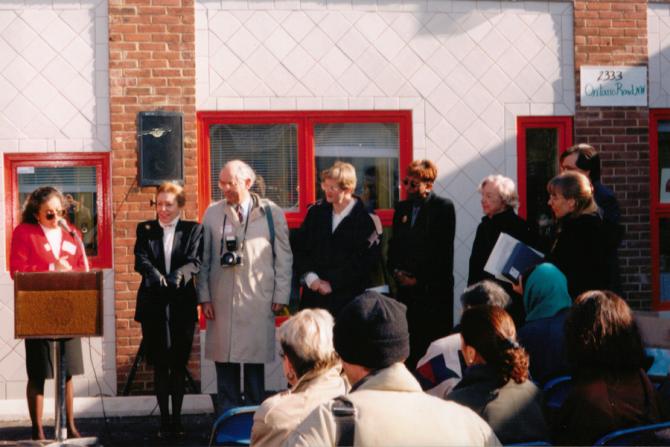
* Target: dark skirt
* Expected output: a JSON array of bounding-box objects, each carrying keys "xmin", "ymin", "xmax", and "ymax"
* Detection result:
[
  {"xmin": 25, "ymin": 338, "xmax": 84, "ymax": 381},
  {"xmin": 141, "ymin": 309, "xmax": 196, "ymax": 368}
]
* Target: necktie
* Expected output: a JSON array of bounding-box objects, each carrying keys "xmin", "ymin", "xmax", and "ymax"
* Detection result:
[{"xmin": 236, "ymin": 205, "xmax": 243, "ymax": 224}]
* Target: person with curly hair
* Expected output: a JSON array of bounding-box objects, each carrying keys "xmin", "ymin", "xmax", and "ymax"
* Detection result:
[{"xmin": 447, "ymin": 306, "xmax": 548, "ymax": 444}]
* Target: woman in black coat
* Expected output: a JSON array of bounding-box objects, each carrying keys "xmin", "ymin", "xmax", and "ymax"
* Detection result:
[
  {"xmin": 134, "ymin": 182, "xmax": 203, "ymax": 438},
  {"xmin": 468, "ymin": 175, "xmax": 533, "ymax": 324},
  {"xmin": 546, "ymin": 171, "xmax": 612, "ymax": 298},
  {"xmin": 293, "ymin": 161, "xmax": 380, "ymax": 316}
]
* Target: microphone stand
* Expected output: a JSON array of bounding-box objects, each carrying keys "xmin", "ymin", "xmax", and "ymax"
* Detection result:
[{"xmin": 47, "ymin": 220, "xmax": 96, "ymax": 447}]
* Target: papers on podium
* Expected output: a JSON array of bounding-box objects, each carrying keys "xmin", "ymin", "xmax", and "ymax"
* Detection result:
[{"xmin": 484, "ymin": 233, "xmax": 544, "ymax": 284}]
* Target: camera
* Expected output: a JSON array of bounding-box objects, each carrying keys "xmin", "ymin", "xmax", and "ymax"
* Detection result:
[{"xmin": 221, "ymin": 235, "xmax": 242, "ymax": 266}]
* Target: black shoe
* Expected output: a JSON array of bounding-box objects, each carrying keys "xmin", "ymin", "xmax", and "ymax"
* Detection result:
[
  {"xmin": 172, "ymin": 421, "xmax": 185, "ymax": 438},
  {"xmin": 157, "ymin": 422, "xmax": 173, "ymax": 440}
]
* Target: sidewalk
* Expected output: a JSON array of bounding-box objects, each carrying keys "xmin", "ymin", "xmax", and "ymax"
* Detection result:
[{"xmin": 0, "ymin": 395, "xmax": 216, "ymax": 447}]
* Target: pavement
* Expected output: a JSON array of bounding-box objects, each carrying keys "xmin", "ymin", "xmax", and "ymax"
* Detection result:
[{"xmin": 0, "ymin": 395, "xmax": 219, "ymax": 447}]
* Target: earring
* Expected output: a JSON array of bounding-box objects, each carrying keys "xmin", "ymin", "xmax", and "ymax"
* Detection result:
[{"xmin": 286, "ymin": 370, "xmax": 296, "ymax": 383}]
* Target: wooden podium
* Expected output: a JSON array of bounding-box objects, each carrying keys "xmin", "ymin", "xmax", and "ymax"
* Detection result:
[{"xmin": 14, "ymin": 271, "xmax": 103, "ymax": 445}]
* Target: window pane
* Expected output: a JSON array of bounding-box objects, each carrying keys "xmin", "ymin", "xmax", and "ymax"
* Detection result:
[
  {"xmin": 525, "ymin": 128, "xmax": 558, "ymax": 240},
  {"xmin": 659, "ymin": 218, "xmax": 670, "ymax": 302},
  {"xmin": 314, "ymin": 123, "xmax": 400, "ymax": 211},
  {"xmin": 17, "ymin": 166, "xmax": 98, "ymax": 256},
  {"xmin": 209, "ymin": 124, "xmax": 299, "ymax": 210},
  {"xmin": 658, "ymin": 120, "xmax": 670, "ymax": 203}
]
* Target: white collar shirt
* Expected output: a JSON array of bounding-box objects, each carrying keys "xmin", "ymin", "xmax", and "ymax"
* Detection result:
[
  {"xmin": 332, "ymin": 198, "xmax": 357, "ymax": 233},
  {"xmin": 159, "ymin": 216, "xmax": 180, "ymax": 273}
]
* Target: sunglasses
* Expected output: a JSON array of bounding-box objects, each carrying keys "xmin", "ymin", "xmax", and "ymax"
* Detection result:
[
  {"xmin": 44, "ymin": 210, "xmax": 66, "ymax": 220},
  {"xmin": 402, "ymin": 178, "xmax": 421, "ymax": 188}
]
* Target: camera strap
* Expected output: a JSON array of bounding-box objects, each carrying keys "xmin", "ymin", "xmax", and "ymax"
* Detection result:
[{"xmin": 220, "ymin": 204, "xmax": 251, "ymax": 257}]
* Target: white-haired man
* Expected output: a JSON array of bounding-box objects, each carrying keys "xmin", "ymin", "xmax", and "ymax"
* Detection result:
[{"xmin": 198, "ymin": 160, "xmax": 293, "ymax": 413}]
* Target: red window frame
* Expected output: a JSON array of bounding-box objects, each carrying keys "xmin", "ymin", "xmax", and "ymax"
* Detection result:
[
  {"xmin": 516, "ymin": 116, "xmax": 573, "ymax": 219},
  {"xmin": 650, "ymin": 109, "xmax": 670, "ymax": 310},
  {"xmin": 197, "ymin": 110, "xmax": 413, "ymax": 227},
  {"xmin": 4, "ymin": 152, "xmax": 113, "ymax": 269}
]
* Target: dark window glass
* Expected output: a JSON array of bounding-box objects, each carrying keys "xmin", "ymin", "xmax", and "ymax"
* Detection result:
[
  {"xmin": 658, "ymin": 120, "xmax": 670, "ymax": 203},
  {"xmin": 209, "ymin": 124, "xmax": 299, "ymax": 210},
  {"xmin": 525, "ymin": 128, "xmax": 559, "ymax": 240},
  {"xmin": 17, "ymin": 166, "xmax": 98, "ymax": 256},
  {"xmin": 659, "ymin": 218, "xmax": 670, "ymax": 302}
]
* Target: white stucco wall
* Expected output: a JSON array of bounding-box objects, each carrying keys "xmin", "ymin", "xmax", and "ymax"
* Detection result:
[
  {"xmin": 0, "ymin": 0, "xmax": 115, "ymax": 400},
  {"xmin": 649, "ymin": 3, "xmax": 670, "ymax": 108},
  {"xmin": 195, "ymin": 0, "xmax": 575, "ymax": 391}
]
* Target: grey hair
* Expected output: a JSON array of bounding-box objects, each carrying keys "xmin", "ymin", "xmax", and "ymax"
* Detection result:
[
  {"xmin": 278, "ymin": 309, "xmax": 337, "ymax": 369},
  {"xmin": 223, "ymin": 160, "xmax": 256, "ymax": 188},
  {"xmin": 479, "ymin": 175, "xmax": 519, "ymax": 209},
  {"xmin": 460, "ymin": 280, "xmax": 511, "ymax": 310}
]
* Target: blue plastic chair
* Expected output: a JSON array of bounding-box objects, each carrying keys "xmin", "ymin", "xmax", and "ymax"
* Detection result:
[
  {"xmin": 593, "ymin": 421, "xmax": 670, "ymax": 446},
  {"xmin": 543, "ymin": 375, "xmax": 572, "ymax": 410},
  {"xmin": 209, "ymin": 405, "xmax": 259, "ymax": 446}
]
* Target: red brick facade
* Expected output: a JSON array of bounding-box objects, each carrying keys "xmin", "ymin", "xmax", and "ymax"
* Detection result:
[
  {"xmin": 573, "ymin": 1, "xmax": 651, "ymax": 308},
  {"xmin": 108, "ymin": 0, "xmax": 198, "ymax": 392}
]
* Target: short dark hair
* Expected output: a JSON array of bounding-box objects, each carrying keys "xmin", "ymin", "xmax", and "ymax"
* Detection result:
[
  {"xmin": 460, "ymin": 280, "xmax": 510, "ymax": 309},
  {"xmin": 565, "ymin": 290, "xmax": 646, "ymax": 373},
  {"xmin": 21, "ymin": 186, "xmax": 64, "ymax": 224},
  {"xmin": 561, "ymin": 143, "xmax": 601, "ymax": 182}
]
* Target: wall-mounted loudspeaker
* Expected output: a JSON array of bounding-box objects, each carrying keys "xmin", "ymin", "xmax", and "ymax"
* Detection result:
[{"xmin": 137, "ymin": 111, "xmax": 184, "ymax": 186}]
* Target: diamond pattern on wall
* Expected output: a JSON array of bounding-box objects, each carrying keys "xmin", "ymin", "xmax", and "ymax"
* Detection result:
[
  {"xmin": 649, "ymin": 5, "xmax": 670, "ymax": 107},
  {"xmin": 0, "ymin": 1, "xmax": 113, "ymax": 400},
  {"xmin": 197, "ymin": 0, "xmax": 575, "ymax": 318},
  {"xmin": 0, "ymin": 2, "xmax": 108, "ymax": 150}
]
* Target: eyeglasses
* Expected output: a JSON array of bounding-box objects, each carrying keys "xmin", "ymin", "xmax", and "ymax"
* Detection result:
[
  {"xmin": 45, "ymin": 210, "xmax": 66, "ymax": 220},
  {"xmin": 402, "ymin": 178, "xmax": 421, "ymax": 188},
  {"xmin": 321, "ymin": 183, "xmax": 342, "ymax": 193}
]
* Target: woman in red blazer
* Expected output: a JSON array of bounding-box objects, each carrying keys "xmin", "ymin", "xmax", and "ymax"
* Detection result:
[{"xmin": 10, "ymin": 186, "xmax": 85, "ymax": 440}]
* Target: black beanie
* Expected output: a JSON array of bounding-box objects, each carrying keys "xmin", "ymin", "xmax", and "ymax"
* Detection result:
[{"xmin": 334, "ymin": 291, "xmax": 410, "ymax": 369}]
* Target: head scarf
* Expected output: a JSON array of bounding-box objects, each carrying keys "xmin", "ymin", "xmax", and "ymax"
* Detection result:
[{"xmin": 523, "ymin": 263, "xmax": 572, "ymax": 322}]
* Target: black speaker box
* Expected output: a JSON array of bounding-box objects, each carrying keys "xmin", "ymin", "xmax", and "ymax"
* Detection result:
[{"xmin": 137, "ymin": 111, "xmax": 184, "ymax": 186}]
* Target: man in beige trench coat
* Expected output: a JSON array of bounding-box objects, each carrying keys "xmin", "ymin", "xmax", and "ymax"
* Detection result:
[{"xmin": 199, "ymin": 160, "xmax": 292, "ymax": 414}]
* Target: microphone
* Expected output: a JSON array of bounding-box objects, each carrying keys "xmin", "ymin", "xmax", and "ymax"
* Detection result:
[
  {"xmin": 57, "ymin": 218, "xmax": 74, "ymax": 236},
  {"xmin": 58, "ymin": 218, "xmax": 90, "ymax": 271}
]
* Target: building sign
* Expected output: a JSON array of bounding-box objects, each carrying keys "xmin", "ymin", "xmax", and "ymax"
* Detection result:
[{"xmin": 580, "ymin": 66, "xmax": 647, "ymax": 107}]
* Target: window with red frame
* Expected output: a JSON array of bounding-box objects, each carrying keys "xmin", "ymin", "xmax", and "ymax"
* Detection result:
[
  {"xmin": 517, "ymin": 116, "xmax": 573, "ymax": 241},
  {"xmin": 650, "ymin": 110, "xmax": 670, "ymax": 310},
  {"xmin": 4, "ymin": 153, "xmax": 112, "ymax": 269},
  {"xmin": 197, "ymin": 111, "xmax": 413, "ymax": 228}
]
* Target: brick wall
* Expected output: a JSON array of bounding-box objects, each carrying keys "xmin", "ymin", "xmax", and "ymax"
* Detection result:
[
  {"xmin": 108, "ymin": 0, "xmax": 198, "ymax": 393},
  {"xmin": 573, "ymin": 0, "xmax": 650, "ymax": 308}
]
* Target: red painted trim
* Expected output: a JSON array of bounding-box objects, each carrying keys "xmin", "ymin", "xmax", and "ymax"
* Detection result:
[
  {"xmin": 516, "ymin": 116, "xmax": 573, "ymax": 219},
  {"xmin": 650, "ymin": 109, "xmax": 670, "ymax": 310},
  {"xmin": 3, "ymin": 152, "xmax": 113, "ymax": 270},
  {"xmin": 196, "ymin": 111, "xmax": 413, "ymax": 228}
]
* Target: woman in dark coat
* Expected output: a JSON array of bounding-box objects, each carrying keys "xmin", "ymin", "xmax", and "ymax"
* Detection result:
[
  {"xmin": 546, "ymin": 171, "xmax": 613, "ymax": 298},
  {"xmin": 468, "ymin": 175, "xmax": 533, "ymax": 324},
  {"xmin": 447, "ymin": 305, "xmax": 548, "ymax": 444},
  {"xmin": 293, "ymin": 161, "xmax": 379, "ymax": 316},
  {"xmin": 134, "ymin": 181, "xmax": 203, "ymax": 438},
  {"xmin": 554, "ymin": 290, "xmax": 668, "ymax": 446},
  {"xmin": 10, "ymin": 186, "xmax": 86, "ymax": 440}
]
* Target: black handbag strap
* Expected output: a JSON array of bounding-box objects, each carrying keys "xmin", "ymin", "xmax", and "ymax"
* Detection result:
[{"xmin": 332, "ymin": 395, "xmax": 356, "ymax": 446}]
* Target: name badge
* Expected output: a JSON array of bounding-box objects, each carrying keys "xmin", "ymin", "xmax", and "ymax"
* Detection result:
[
  {"xmin": 43, "ymin": 243, "xmax": 51, "ymax": 252},
  {"xmin": 62, "ymin": 241, "xmax": 77, "ymax": 255},
  {"xmin": 224, "ymin": 224, "xmax": 233, "ymax": 236}
]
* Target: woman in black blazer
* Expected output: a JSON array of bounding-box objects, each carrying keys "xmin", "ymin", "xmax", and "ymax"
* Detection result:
[
  {"xmin": 294, "ymin": 161, "xmax": 380, "ymax": 316},
  {"xmin": 134, "ymin": 182, "xmax": 203, "ymax": 438}
]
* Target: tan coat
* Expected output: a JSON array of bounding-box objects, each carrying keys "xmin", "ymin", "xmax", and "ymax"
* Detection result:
[
  {"xmin": 251, "ymin": 366, "xmax": 348, "ymax": 447},
  {"xmin": 286, "ymin": 363, "xmax": 501, "ymax": 446},
  {"xmin": 198, "ymin": 195, "xmax": 292, "ymax": 363}
]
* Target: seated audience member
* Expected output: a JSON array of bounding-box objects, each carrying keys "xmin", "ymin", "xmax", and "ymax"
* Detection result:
[
  {"xmin": 287, "ymin": 292, "xmax": 501, "ymax": 446},
  {"xmin": 516, "ymin": 263, "xmax": 572, "ymax": 385},
  {"xmin": 554, "ymin": 290, "xmax": 668, "ymax": 446},
  {"xmin": 251, "ymin": 309, "xmax": 347, "ymax": 447},
  {"xmin": 447, "ymin": 306, "xmax": 548, "ymax": 444},
  {"xmin": 416, "ymin": 280, "xmax": 510, "ymax": 397}
]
